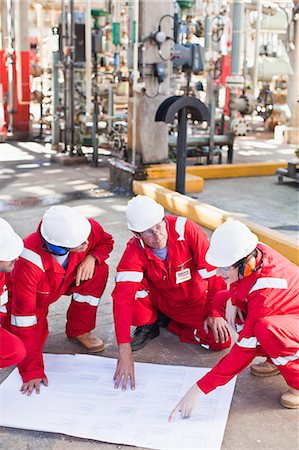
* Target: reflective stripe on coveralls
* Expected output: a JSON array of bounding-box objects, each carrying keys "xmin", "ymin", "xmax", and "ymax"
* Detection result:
[
  {"xmin": 193, "ymin": 329, "xmax": 210, "ymax": 349},
  {"xmin": 249, "ymin": 277, "xmax": 287, "ymax": 294},
  {"xmin": 115, "ymin": 271, "xmax": 143, "ymax": 282},
  {"xmin": 135, "ymin": 290, "xmax": 149, "ymax": 299},
  {"xmin": 271, "ymin": 350, "xmax": 299, "ymax": 366},
  {"xmin": 11, "ymin": 314, "xmax": 37, "ymax": 327},
  {"xmin": 21, "ymin": 248, "xmax": 45, "ymax": 271},
  {"xmin": 237, "ymin": 337, "xmax": 260, "ymax": 348},
  {"xmin": 176, "ymin": 217, "xmax": 217, "ymax": 280},
  {"xmin": 198, "ymin": 268, "xmax": 217, "ymax": 279},
  {"xmin": 237, "ymin": 277, "xmax": 288, "ymax": 349},
  {"xmin": 175, "ymin": 216, "xmax": 187, "ymax": 240},
  {"xmin": 72, "ymin": 293, "xmax": 101, "ymax": 307}
]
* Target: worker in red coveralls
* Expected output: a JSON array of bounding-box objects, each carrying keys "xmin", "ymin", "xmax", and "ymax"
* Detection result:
[
  {"xmin": 112, "ymin": 195, "xmax": 231, "ymax": 391},
  {"xmin": 169, "ymin": 220, "xmax": 299, "ymax": 420},
  {"xmin": 9, "ymin": 205, "xmax": 114, "ymax": 395},
  {"xmin": 0, "ymin": 218, "xmax": 26, "ymax": 368}
]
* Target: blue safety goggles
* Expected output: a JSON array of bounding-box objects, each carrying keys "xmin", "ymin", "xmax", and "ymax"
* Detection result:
[{"xmin": 46, "ymin": 242, "xmax": 70, "ymax": 256}]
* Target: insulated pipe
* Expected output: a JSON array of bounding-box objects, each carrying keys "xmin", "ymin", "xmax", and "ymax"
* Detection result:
[
  {"xmin": 231, "ymin": 0, "xmax": 245, "ymax": 75},
  {"xmin": 252, "ymin": 0, "xmax": 262, "ymax": 98}
]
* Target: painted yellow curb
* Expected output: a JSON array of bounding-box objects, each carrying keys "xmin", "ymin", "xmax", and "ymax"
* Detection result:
[
  {"xmin": 146, "ymin": 161, "xmax": 289, "ymax": 180},
  {"xmin": 133, "ymin": 180, "xmax": 298, "ymax": 266},
  {"xmin": 152, "ymin": 174, "xmax": 204, "ymax": 193}
]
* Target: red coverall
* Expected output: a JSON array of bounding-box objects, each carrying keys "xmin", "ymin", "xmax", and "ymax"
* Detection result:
[
  {"xmin": 197, "ymin": 243, "xmax": 299, "ymax": 393},
  {"xmin": 0, "ymin": 273, "xmax": 26, "ymax": 368},
  {"xmin": 8, "ymin": 218, "xmax": 113, "ymax": 382},
  {"xmin": 113, "ymin": 216, "xmax": 230, "ymax": 351}
]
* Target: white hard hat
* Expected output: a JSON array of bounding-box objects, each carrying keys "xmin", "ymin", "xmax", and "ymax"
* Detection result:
[
  {"xmin": 206, "ymin": 220, "xmax": 258, "ymax": 267},
  {"xmin": 40, "ymin": 205, "xmax": 91, "ymax": 248},
  {"xmin": 126, "ymin": 195, "xmax": 164, "ymax": 232},
  {"xmin": 0, "ymin": 218, "xmax": 24, "ymax": 261}
]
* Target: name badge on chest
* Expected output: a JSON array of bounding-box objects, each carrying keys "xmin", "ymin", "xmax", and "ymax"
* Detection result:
[
  {"xmin": 0, "ymin": 288, "xmax": 8, "ymax": 307},
  {"xmin": 176, "ymin": 268, "xmax": 191, "ymax": 284}
]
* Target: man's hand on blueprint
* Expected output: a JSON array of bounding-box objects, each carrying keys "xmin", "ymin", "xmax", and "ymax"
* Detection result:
[
  {"xmin": 21, "ymin": 377, "xmax": 48, "ymax": 396},
  {"xmin": 168, "ymin": 383, "xmax": 202, "ymax": 421},
  {"xmin": 113, "ymin": 343, "xmax": 135, "ymax": 391}
]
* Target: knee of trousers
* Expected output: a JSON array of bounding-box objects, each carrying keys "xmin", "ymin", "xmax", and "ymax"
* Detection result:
[
  {"xmin": 254, "ymin": 317, "xmax": 276, "ymax": 345},
  {"xmin": 208, "ymin": 336, "xmax": 232, "ymax": 351}
]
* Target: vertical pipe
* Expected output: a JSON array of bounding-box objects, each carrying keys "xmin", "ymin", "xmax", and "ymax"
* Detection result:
[
  {"xmin": 131, "ymin": 0, "xmax": 139, "ymax": 165},
  {"xmin": 175, "ymin": 108, "xmax": 187, "ymax": 195},
  {"xmin": 15, "ymin": 0, "xmax": 30, "ymax": 105},
  {"xmin": 61, "ymin": 0, "xmax": 67, "ymax": 151},
  {"xmin": 52, "ymin": 30, "xmax": 60, "ymax": 147},
  {"xmin": 204, "ymin": 12, "xmax": 212, "ymax": 106},
  {"xmin": 85, "ymin": 0, "xmax": 92, "ymax": 117},
  {"xmin": 286, "ymin": 6, "xmax": 299, "ymax": 145},
  {"xmin": 107, "ymin": 86, "xmax": 114, "ymax": 133},
  {"xmin": 36, "ymin": 4, "xmax": 44, "ymax": 70},
  {"xmin": 231, "ymin": 0, "xmax": 244, "ymax": 75},
  {"xmin": 208, "ymin": 86, "xmax": 216, "ymax": 164},
  {"xmin": 127, "ymin": 1, "xmax": 134, "ymax": 70},
  {"xmin": 6, "ymin": 0, "xmax": 14, "ymax": 135},
  {"xmin": 205, "ymin": 9, "xmax": 214, "ymax": 158},
  {"xmin": 92, "ymin": 51, "xmax": 98, "ymax": 166},
  {"xmin": 69, "ymin": 0, "xmax": 74, "ymax": 154},
  {"xmin": 252, "ymin": 0, "xmax": 262, "ymax": 98}
]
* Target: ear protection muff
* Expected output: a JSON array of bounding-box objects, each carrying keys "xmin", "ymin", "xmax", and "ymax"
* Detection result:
[{"xmin": 239, "ymin": 255, "xmax": 257, "ymax": 277}]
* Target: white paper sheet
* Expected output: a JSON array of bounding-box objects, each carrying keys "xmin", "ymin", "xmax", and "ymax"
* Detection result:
[{"xmin": 0, "ymin": 354, "xmax": 236, "ymax": 450}]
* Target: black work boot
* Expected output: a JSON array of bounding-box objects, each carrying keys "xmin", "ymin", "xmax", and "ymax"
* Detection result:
[
  {"xmin": 131, "ymin": 322, "xmax": 160, "ymax": 351},
  {"xmin": 157, "ymin": 311, "xmax": 171, "ymax": 328}
]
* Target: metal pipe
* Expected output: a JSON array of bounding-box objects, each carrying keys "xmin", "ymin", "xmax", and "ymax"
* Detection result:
[
  {"xmin": 169, "ymin": 134, "xmax": 233, "ymax": 147},
  {"xmin": 92, "ymin": 51, "xmax": 99, "ymax": 166},
  {"xmin": 244, "ymin": 1, "xmax": 277, "ymax": 15},
  {"xmin": 52, "ymin": 31, "xmax": 60, "ymax": 147},
  {"xmin": 175, "ymin": 108, "xmax": 187, "ymax": 194},
  {"xmin": 69, "ymin": 0, "xmax": 75, "ymax": 155},
  {"xmin": 6, "ymin": 0, "xmax": 14, "ymax": 135},
  {"xmin": 61, "ymin": 0, "xmax": 67, "ymax": 151},
  {"xmin": 131, "ymin": 0, "xmax": 139, "ymax": 166},
  {"xmin": 85, "ymin": 0, "xmax": 92, "ymax": 117},
  {"xmin": 15, "ymin": 0, "xmax": 30, "ymax": 106},
  {"xmin": 208, "ymin": 86, "xmax": 216, "ymax": 164},
  {"xmin": 231, "ymin": 0, "xmax": 245, "ymax": 75},
  {"xmin": 252, "ymin": 0, "xmax": 262, "ymax": 98},
  {"xmin": 107, "ymin": 86, "xmax": 114, "ymax": 134}
]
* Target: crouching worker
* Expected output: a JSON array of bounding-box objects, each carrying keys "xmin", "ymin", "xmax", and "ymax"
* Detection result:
[
  {"xmin": 0, "ymin": 218, "xmax": 26, "ymax": 368},
  {"xmin": 9, "ymin": 205, "xmax": 114, "ymax": 395},
  {"xmin": 113, "ymin": 195, "xmax": 231, "ymax": 391},
  {"xmin": 169, "ymin": 220, "xmax": 299, "ymax": 420}
]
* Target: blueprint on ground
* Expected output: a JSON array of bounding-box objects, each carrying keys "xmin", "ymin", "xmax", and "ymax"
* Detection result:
[{"xmin": 0, "ymin": 354, "xmax": 236, "ymax": 450}]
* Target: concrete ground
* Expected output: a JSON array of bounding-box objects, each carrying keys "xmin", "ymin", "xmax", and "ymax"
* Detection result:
[{"xmin": 0, "ymin": 134, "xmax": 298, "ymax": 450}]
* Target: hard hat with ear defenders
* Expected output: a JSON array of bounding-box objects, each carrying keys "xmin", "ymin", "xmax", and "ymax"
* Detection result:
[{"xmin": 206, "ymin": 220, "xmax": 258, "ymax": 268}]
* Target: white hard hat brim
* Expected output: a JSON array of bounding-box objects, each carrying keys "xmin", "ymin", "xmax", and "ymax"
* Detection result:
[
  {"xmin": 205, "ymin": 220, "xmax": 259, "ymax": 267},
  {"xmin": 206, "ymin": 234, "xmax": 258, "ymax": 267},
  {"xmin": 0, "ymin": 233, "xmax": 24, "ymax": 261},
  {"xmin": 126, "ymin": 195, "xmax": 165, "ymax": 232}
]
